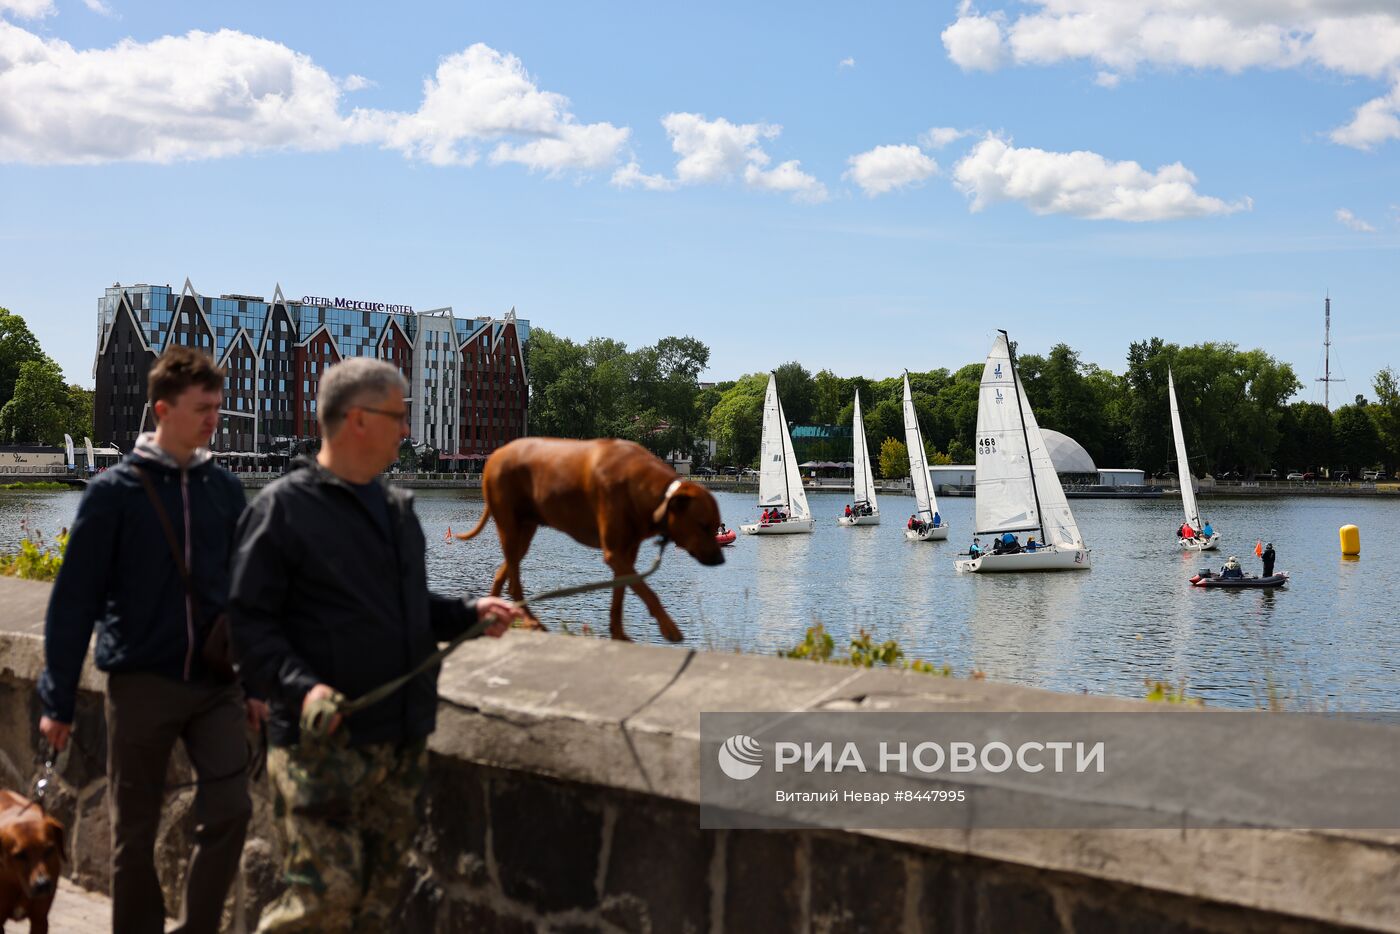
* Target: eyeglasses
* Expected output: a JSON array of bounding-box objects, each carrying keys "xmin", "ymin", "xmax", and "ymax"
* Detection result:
[{"xmin": 356, "ymin": 405, "xmax": 410, "ymax": 426}]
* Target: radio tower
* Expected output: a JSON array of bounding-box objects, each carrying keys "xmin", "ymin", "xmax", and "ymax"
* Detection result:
[{"xmin": 1316, "ymin": 294, "xmax": 1345, "ymax": 411}]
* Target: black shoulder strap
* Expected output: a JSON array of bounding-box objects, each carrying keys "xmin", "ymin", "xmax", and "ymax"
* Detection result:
[{"xmin": 132, "ymin": 466, "xmax": 200, "ymax": 620}]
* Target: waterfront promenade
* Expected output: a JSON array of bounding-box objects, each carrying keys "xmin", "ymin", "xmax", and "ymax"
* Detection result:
[{"xmin": 4, "ymin": 572, "xmax": 1400, "ymax": 931}]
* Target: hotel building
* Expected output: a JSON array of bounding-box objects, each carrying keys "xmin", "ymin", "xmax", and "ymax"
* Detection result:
[{"xmin": 93, "ymin": 280, "xmax": 529, "ymax": 461}]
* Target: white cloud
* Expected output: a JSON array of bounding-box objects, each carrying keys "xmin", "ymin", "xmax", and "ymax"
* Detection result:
[
  {"xmin": 944, "ymin": 2, "xmax": 1400, "ymax": 78},
  {"xmin": 941, "ymin": 2, "xmax": 1400, "ymax": 147},
  {"xmin": 610, "ymin": 160, "xmax": 676, "ymax": 191},
  {"xmin": 919, "ymin": 126, "xmax": 972, "ymax": 149},
  {"xmin": 1330, "ymin": 77, "xmax": 1400, "ymax": 149},
  {"xmin": 0, "ymin": 0, "xmax": 53, "ymax": 18},
  {"xmin": 81, "ymin": 0, "xmax": 115, "ymax": 17},
  {"xmin": 839, "ymin": 57, "xmax": 856, "ymax": 69},
  {"xmin": 645, "ymin": 113, "xmax": 826, "ymax": 202},
  {"xmin": 1335, "ymin": 208, "xmax": 1377, "ymax": 232},
  {"xmin": 0, "ymin": 26, "xmax": 629, "ymax": 175},
  {"xmin": 951, "ymin": 134, "xmax": 1251, "ymax": 221},
  {"xmin": 360, "ymin": 43, "xmax": 627, "ymax": 172},
  {"xmin": 745, "ymin": 160, "xmax": 828, "ymax": 203},
  {"xmin": 0, "ymin": 23, "xmax": 351, "ymax": 163},
  {"xmin": 941, "ymin": 12, "xmax": 1005, "ymax": 71},
  {"xmin": 845, "ymin": 144, "xmax": 939, "ymax": 196}
]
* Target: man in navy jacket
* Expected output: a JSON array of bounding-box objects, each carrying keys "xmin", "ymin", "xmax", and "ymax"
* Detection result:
[{"xmin": 40, "ymin": 345, "xmax": 258, "ymax": 934}]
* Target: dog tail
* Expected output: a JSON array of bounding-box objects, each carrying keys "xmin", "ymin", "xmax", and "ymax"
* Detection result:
[{"xmin": 454, "ymin": 503, "xmax": 492, "ymax": 541}]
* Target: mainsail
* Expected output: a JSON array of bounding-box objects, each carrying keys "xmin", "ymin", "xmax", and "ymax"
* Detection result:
[
  {"xmin": 1168, "ymin": 368, "xmax": 1202, "ymax": 531},
  {"xmin": 973, "ymin": 333, "xmax": 1084, "ymax": 548},
  {"xmin": 903, "ymin": 374, "xmax": 939, "ymax": 522},
  {"xmin": 757, "ymin": 373, "xmax": 812, "ymax": 519},
  {"xmin": 851, "ymin": 390, "xmax": 879, "ymax": 512}
]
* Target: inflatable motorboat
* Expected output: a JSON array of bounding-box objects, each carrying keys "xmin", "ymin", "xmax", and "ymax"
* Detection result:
[
  {"xmin": 1190, "ymin": 569, "xmax": 1288, "ymax": 588},
  {"xmin": 715, "ymin": 529, "xmax": 737, "ymax": 546}
]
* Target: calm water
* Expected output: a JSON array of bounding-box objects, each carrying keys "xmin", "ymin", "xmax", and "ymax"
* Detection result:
[{"xmin": 4, "ymin": 487, "xmax": 1398, "ymax": 711}]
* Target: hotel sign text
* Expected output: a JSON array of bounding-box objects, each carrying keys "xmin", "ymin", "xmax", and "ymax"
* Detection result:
[{"xmin": 301, "ymin": 295, "xmax": 414, "ymax": 314}]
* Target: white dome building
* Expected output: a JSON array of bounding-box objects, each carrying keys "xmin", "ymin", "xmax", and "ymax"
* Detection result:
[{"xmin": 1040, "ymin": 429, "xmax": 1097, "ymax": 477}]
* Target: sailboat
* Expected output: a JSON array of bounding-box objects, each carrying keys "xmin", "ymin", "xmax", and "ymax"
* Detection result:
[
  {"xmin": 1169, "ymin": 368, "xmax": 1219, "ymax": 551},
  {"xmin": 955, "ymin": 331, "xmax": 1090, "ymax": 572},
  {"xmin": 901, "ymin": 373, "xmax": 948, "ymax": 541},
  {"xmin": 740, "ymin": 372, "xmax": 815, "ymax": 535},
  {"xmin": 838, "ymin": 389, "xmax": 880, "ymax": 526}
]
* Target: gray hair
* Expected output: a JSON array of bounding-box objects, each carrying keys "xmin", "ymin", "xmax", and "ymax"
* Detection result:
[{"xmin": 318, "ymin": 357, "xmax": 409, "ymax": 436}]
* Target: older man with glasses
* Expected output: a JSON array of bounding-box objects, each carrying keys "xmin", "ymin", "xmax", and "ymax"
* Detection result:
[{"xmin": 229, "ymin": 357, "xmax": 519, "ymax": 932}]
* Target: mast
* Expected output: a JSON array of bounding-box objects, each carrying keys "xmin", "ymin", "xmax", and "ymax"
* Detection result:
[
  {"xmin": 1002, "ymin": 330, "xmax": 1046, "ymax": 543},
  {"xmin": 1315, "ymin": 294, "xmax": 1345, "ymax": 411},
  {"xmin": 906, "ymin": 371, "xmax": 931, "ymax": 520},
  {"xmin": 776, "ymin": 373, "xmax": 791, "ymax": 510}
]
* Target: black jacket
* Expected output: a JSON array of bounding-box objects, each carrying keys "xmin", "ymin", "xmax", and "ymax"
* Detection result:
[
  {"xmin": 39, "ymin": 445, "xmax": 247, "ymax": 723},
  {"xmin": 229, "ymin": 457, "xmax": 479, "ymax": 747}
]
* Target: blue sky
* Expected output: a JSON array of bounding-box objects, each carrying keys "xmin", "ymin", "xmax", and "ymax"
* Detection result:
[{"xmin": 1, "ymin": 0, "xmax": 1396, "ymax": 404}]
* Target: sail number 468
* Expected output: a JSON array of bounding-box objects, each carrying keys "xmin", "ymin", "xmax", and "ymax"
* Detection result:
[{"xmin": 977, "ymin": 438, "xmax": 997, "ymax": 455}]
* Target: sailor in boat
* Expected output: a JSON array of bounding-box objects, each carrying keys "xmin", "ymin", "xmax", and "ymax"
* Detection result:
[
  {"xmin": 761, "ymin": 508, "xmax": 769, "ymax": 524},
  {"xmin": 999, "ymin": 532, "xmax": 1022, "ymax": 554},
  {"xmin": 932, "ymin": 510, "xmax": 941, "ymax": 528},
  {"xmin": 907, "ymin": 513, "xmax": 927, "ymax": 534},
  {"xmin": 718, "ymin": 522, "xmax": 729, "ymax": 536},
  {"xmin": 1202, "ymin": 520, "xmax": 1215, "ymax": 538},
  {"xmin": 1025, "ymin": 536, "xmax": 1039, "ymax": 552},
  {"xmin": 845, "ymin": 504, "xmax": 853, "ymax": 519},
  {"xmin": 968, "ymin": 537, "xmax": 983, "ymax": 558},
  {"xmin": 1262, "ymin": 543, "xmax": 1276, "ymax": 577},
  {"xmin": 1179, "ymin": 522, "xmax": 1196, "ymax": 541},
  {"xmin": 1220, "ymin": 555, "xmax": 1243, "ymax": 580}
]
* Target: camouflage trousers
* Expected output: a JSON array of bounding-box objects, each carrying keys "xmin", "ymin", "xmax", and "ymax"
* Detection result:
[{"xmin": 256, "ymin": 738, "xmax": 428, "ymax": 933}]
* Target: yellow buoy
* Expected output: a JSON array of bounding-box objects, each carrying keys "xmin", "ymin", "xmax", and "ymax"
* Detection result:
[{"xmin": 1339, "ymin": 524, "xmax": 1360, "ymax": 556}]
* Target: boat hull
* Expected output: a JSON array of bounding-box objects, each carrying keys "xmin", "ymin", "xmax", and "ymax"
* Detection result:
[
  {"xmin": 903, "ymin": 523, "xmax": 949, "ymax": 541},
  {"xmin": 1191, "ymin": 572, "xmax": 1287, "ymax": 588},
  {"xmin": 1179, "ymin": 533, "xmax": 1220, "ymax": 552},
  {"xmin": 838, "ymin": 513, "xmax": 881, "ymax": 526},
  {"xmin": 741, "ymin": 517, "xmax": 816, "ymax": 535},
  {"xmin": 955, "ymin": 546, "xmax": 1091, "ymax": 573},
  {"xmin": 715, "ymin": 530, "xmax": 737, "ymax": 546}
]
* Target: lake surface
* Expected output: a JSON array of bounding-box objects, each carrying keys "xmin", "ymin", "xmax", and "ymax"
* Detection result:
[{"xmin": 4, "ymin": 486, "xmax": 1398, "ymax": 712}]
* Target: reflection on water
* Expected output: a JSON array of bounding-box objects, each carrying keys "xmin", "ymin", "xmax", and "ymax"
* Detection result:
[{"xmin": 4, "ymin": 486, "xmax": 1399, "ymax": 711}]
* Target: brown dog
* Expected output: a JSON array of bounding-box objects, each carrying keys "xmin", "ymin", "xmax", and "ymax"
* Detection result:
[
  {"xmin": 456, "ymin": 438, "xmax": 725, "ymax": 641},
  {"xmin": 0, "ymin": 790, "xmax": 65, "ymax": 934}
]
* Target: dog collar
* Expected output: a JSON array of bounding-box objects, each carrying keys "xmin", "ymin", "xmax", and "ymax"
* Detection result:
[{"xmin": 663, "ymin": 479, "xmax": 682, "ymax": 502}]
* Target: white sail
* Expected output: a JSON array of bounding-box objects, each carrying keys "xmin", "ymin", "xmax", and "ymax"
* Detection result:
[
  {"xmin": 756, "ymin": 373, "xmax": 812, "ymax": 519},
  {"xmin": 851, "ymin": 390, "xmax": 879, "ymax": 512},
  {"xmin": 1168, "ymin": 368, "xmax": 1201, "ymax": 530},
  {"xmin": 902, "ymin": 374, "xmax": 939, "ymax": 522},
  {"xmin": 973, "ymin": 333, "xmax": 1083, "ymax": 548}
]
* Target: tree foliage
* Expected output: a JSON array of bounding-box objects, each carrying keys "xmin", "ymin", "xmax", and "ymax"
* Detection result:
[
  {"xmin": 0, "ymin": 358, "xmax": 90, "ymax": 445},
  {"xmin": 0, "ymin": 309, "xmax": 46, "ymax": 413}
]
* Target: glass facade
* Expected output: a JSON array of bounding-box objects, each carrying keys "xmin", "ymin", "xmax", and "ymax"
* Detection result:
[{"xmin": 94, "ymin": 282, "xmax": 530, "ymax": 460}]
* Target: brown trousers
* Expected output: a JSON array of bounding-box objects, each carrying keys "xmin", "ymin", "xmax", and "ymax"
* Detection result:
[{"xmin": 105, "ymin": 671, "xmax": 252, "ymax": 934}]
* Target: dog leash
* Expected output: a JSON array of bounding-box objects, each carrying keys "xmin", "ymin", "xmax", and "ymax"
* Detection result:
[{"xmin": 301, "ymin": 539, "xmax": 670, "ymax": 741}]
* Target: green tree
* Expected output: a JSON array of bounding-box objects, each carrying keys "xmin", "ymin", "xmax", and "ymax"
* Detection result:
[
  {"xmin": 1371, "ymin": 367, "xmax": 1400, "ymax": 470},
  {"xmin": 1276, "ymin": 402, "xmax": 1334, "ymax": 473},
  {"xmin": 1333, "ymin": 403, "xmax": 1382, "ymax": 474},
  {"xmin": 0, "ymin": 309, "xmax": 46, "ymax": 411},
  {"xmin": 773, "ymin": 361, "xmax": 816, "ymax": 425},
  {"xmin": 0, "ymin": 358, "xmax": 71, "ymax": 444},
  {"xmin": 64, "ymin": 385, "xmax": 93, "ymax": 441},
  {"xmin": 878, "ymin": 437, "xmax": 908, "ymax": 480},
  {"xmin": 707, "ymin": 374, "xmax": 768, "ymax": 467},
  {"xmin": 813, "ymin": 369, "xmax": 845, "ymax": 424}
]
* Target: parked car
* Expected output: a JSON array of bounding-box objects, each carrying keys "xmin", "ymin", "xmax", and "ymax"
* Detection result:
[
  {"xmin": 1286, "ymin": 472, "xmax": 1305, "ymax": 481},
  {"xmin": 1301, "ymin": 472, "xmax": 1316, "ymax": 481},
  {"xmin": 1362, "ymin": 469, "xmax": 1386, "ymax": 481},
  {"xmin": 695, "ymin": 466, "xmax": 717, "ymax": 476},
  {"xmin": 1217, "ymin": 470, "xmax": 1241, "ymax": 481},
  {"xmin": 740, "ymin": 467, "xmax": 759, "ymax": 477}
]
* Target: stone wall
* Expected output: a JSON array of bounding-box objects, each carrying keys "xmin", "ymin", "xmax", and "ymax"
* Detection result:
[{"xmin": 2, "ymin": 575, "xmax": 1396, "ymax": 932}]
